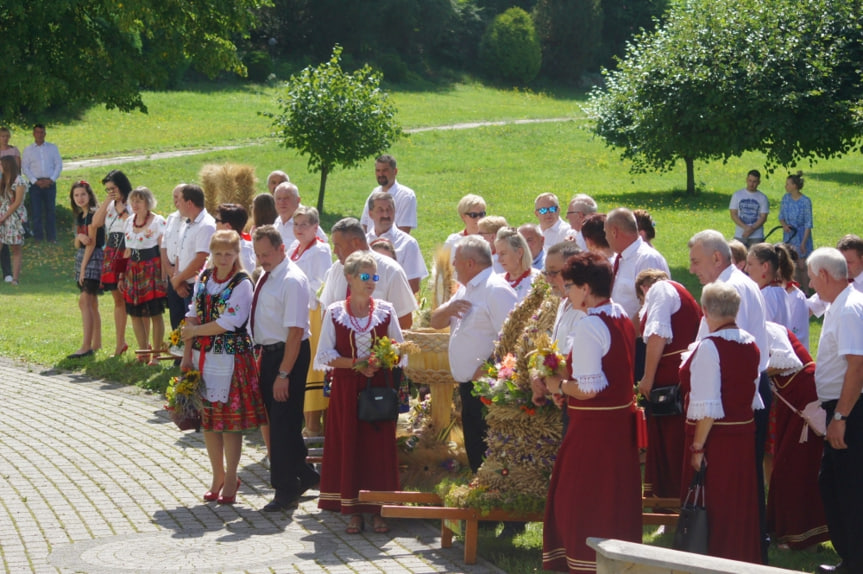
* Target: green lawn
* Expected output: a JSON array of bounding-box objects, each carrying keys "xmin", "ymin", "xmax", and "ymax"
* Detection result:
[{"xmin": 1, "ymin": 80, "xmax": 850, "ymax": 572}]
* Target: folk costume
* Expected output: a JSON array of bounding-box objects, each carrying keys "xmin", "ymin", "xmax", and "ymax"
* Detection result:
[
  {"xmin": 100, "ymin": 200, "xmax": 128, "ymax": 290},
  {"xmin": 543, "ymin": 302, "xmax": 641, "ymax": 573},
  {"xmin": 188, "ymin": 269, "xmax": 267, "ymax": 432},
  {"xmin": 315, "ymin": 299, "xmax": 403, "ymax": 515},
  {"xmin": 122, "ymin": 213, "xmax": 167, "ymax": 316},
  {"xmin": 679, "ymin": 326, "xmax": 762, "ymax": 564},
  {"xmin": 74, "ymin": 209, "xmax": 105, "ymax": 293}
]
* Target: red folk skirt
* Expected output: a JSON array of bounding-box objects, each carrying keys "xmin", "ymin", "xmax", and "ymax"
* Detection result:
[
  {"xmin": 201, "ymin": 351, "xmax": 268, "ymax": 432},
  {"xmin": 681, "ymin": 419, "xmax": 761, "ymax": 564},
  {"xmin": 644, "ymin": 394, "xmax": 685, "ymax": 498},
  {"xmin": 123, "ymin": 248, "xmax": 167, "ymax": 317},
  {"xmin": 318, "ymin": 368, "xmax": 400, "ymax": 515},
  {"xmin": 543, "ymin": 402, "xmax": 642, "ymax": 573}
]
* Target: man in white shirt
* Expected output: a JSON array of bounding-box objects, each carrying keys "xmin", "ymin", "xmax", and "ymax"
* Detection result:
[
  {"xmin": 360, "ymin": 154, "xmax": 417, "ymax": 234},
  {"xmin": 430, "ymin": 236, "xmax": 518, "ymax": 472},
  {"xmin": 319, "ymin": 218, "xmax": 417, "ymax": 330},
  {"xmin": 807, "ymin": 248, "xmax": 863, "ymax": 574},
  {"xmin": 807, "ymin": 234, "xmax": 863, "ymax": 318},
  {"xmin": 161, "ymin": 185, "xmax": 187, "ymax": 330},
  {"xmin": 21, "ymin": 124, "xmax": 62, "ymax": 242},
  {"xmin": 273, "ymin": 182, "xmax": 326, "ymax": 247},
  {"xmin": 251, "ymin": 225, "xmax": 319, "ymax": 512},
  {"xmin": 170, "ymin": 185, "xmax": 216, "ymax": 305},
  {"xmin": 605, "ymin": 207, "xmax": 671, "ymax": 320},
  {"xmin": 535, "ymin": 192, "xmax": 571, "ymax": 247},
  {"xmin": 565, "ymin": 193, "xmax": 598, "ymax": 251},
  {"xmin": 688, "ymin": 228, "xmax": 771, "ymax": 561},
  {"xmin": 518, "ymin": 223, "xmax": 545, "ymax": 270},
  {"xmin": 730, "ymin": 170, "xmax": 770, "ymax": 247},
  {"xmin": 365, "ymin": 192, "xmax": 428, "ymax": 293}
]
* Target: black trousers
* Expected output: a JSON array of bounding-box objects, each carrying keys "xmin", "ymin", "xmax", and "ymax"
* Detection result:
[
  {"xmin": 0, "ymin": 244, "xmax": 9, "ymax": 278},
  {"xmin": 167, "ymin": 279, "xmax": 190, "ymax": 331},
  {"xmin": 459, "ymin": 382, "xmax": 489, "ymax": 473},
  {"xmin": 820, "ymin": 399, "xmax": 863, "ymax": 571},
  {"xmin": 259, "ymin": 340, "xmax": 316, "ymax": 498},
  {"xmin": 754, "ymin": 371, "xmax": 773, "ymax": 563}
]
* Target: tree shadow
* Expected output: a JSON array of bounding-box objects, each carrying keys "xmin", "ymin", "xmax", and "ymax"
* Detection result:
[
  {"xmin": 594, "ymin": 189, "xmax": 731, "ymax": 211},
  {"xmin": 802, "ymin": 171, "xmax": 863, "ymax": 186}
]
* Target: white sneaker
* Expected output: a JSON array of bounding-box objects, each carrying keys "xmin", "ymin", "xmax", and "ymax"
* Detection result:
[{"xmin": 3, "ymin": 276, "xmax": 11, "ymax": 283}]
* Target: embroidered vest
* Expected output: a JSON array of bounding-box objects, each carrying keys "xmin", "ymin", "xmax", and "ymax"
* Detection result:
[{"xmin": 192, "ymin": 270, "xmax": 254, "ymax": 354}]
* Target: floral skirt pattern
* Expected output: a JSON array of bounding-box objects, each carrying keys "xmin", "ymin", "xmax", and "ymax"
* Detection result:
[
  {"xmin": 101, "ymin": 232, "xmax": 126, "ymax": 288},
  {"xmin": 201, "ymin": 351, "xmax": 268, "ymax": 432},
  {"xmin": 123, "ymin": 255, "xmax": 167, "ymax": 317},
  {"xmin": 0, "ymin": 199, "xmax": 26, "ymax": 245}
]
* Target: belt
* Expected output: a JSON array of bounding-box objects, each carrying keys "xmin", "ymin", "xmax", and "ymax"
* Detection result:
[
  {"xmin": 686, "ymin": 418, "xmax": 754, "ymax": 426},
  {"xmin": 130, "ymin": 246, "xmax": 160, "ymax": 262},
  {"xmin": 255, "ymin": 341, "xmax": 285, "ymax": 353},
  {"xmin": 569, "ymin": 399, "xmax": 635, "ymax": 411}
]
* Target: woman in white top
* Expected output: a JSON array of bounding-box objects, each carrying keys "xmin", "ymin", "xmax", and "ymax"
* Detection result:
[
  {"xmin": 290, "ymin": 205, "xmax": 334, "ymax": 437},
  {"xmin": 494, "ymin": 226, "xmax": 541, "ymax": 303},
  {"xmin": 745, "ymin": 243, "xmax": 791, "ymax": 328}
]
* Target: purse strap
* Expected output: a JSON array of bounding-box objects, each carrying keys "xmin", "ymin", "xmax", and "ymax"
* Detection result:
[
  {"xmin": 771, "ymin": 382, "xmax": 804, "ymax": 419},
  {"xmin": 683, "ymin": 459, "xmax": 707, "ymax": 507}
]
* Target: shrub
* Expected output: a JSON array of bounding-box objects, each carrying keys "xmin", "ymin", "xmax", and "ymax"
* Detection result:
[
  {"xmin": 479, "ymin": 7, "xmax": 542, "ymax": 84},
  {"xmin": 243, "ymin": 50, "xmax": 273, "ymax": 83}
]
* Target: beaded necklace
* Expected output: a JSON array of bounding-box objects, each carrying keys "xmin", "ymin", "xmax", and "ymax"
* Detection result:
[
  {"xmin": 506, "ymin": 269, "xmax": 532, "ymax": 289},
  {"xmin": 345, "ymin": 295, "xmax": 375, "ymax": 332},
  {"xmin": 133, "ymin": 211, "xmax": 150, "ymax": 230}
]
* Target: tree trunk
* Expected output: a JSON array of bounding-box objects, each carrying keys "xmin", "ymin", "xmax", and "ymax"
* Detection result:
[
  {"xmin": 685, "ymin": 157, "xmax": 695, "ymax": 194},
  {"xmin": 317, "ymin": 165, "xmax": 329, "ymax": 213}
]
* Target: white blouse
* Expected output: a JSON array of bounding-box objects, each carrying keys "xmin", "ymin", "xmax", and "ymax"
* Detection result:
[
  {"xmin": 314, "ymin": 299, "xmax": 404, "ymax": 372},
  {"xmin": 289, "ymin": 239, "xmax": 333, "ymax": 308},
  {"xmin": 124, "ymin": 213, "xmax": 166, "ymax": 250},
  {"xmin": 638, "ymin": 280, "xmax": 681, "ymax": 342},
  {"xmin": 185, "ymin": 273, "xmax": 254, "ymax": 332},
  {"xmin": 569, "ymin": 302, "xmax": 628, "ymax": 394}
]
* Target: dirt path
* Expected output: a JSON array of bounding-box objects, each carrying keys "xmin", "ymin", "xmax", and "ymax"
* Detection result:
[{"xmin": 64, "ymin": 117, "xmax": 578, "ymax": 170}]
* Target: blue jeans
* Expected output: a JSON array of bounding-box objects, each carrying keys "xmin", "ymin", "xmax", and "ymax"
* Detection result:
[{"xmin": 29, "ymin": 182, "xmax": 57, "ymax": 241}]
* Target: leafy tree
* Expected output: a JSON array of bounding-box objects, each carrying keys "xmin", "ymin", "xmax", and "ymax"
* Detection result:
[
  {"xmin": 267, "ymin": 45, "xmax": 402, "ymax": 213},
  {"xmin": 0, "ymin": 0, "xmax": 266, "ymax": 121},
  {"xmin": 533, "ymin": 0, "xmax": 603, "ymax": 83},
  {"xmin": 599, "ymin": 0, "xmax": 668, "ymax": 67},
  {"xmin": 588, "ymin": 0, "xmax": 863, "ymax": 194},
  {"xmin": 480, "ymin": 7, "xmax": 542, "ymax": 84}
]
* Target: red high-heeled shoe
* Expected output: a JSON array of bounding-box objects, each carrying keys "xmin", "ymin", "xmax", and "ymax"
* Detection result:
[{"xmin": 205, "ymin": 478, "xmax": 240, "ymax": 503}]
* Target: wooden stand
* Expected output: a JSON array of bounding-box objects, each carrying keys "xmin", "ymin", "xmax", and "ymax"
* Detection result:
[{"xmin": 359, "ymin": 490, "xmax": 680, "ymax": 565}]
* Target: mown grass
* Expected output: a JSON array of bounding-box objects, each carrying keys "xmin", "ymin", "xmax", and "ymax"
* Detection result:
[{"xmin": 0, "ymin": 80, "xmax": 851, "ymax": 572}]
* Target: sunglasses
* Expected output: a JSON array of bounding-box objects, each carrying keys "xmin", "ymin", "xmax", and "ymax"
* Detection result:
[
  {"xmin": 536, "ymin": 206, "xmax": 559, "ymax": 215},
  {"xmin": 359, "ymin": 273, "xmax": 380, "ymax": 282},
  {"xmin": 465, "ymin": 211, "xmax": 486, "ymax": 219}
]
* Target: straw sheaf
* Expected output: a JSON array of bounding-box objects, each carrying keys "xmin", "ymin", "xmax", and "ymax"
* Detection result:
[
  {"xmin": 495, "ymin": 278, "xmax": 550, "ymax": 358},
  {"xmin": 199, "ymin": 163, "xmax": 257, "ymax": 214}
]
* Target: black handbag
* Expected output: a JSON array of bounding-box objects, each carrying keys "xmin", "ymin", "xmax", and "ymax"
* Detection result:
[
  {"xmin": 357, "ymin": 375, "xmax": 399, "ymax": 423},
  {"xmin": 673, "ymin": 461, "xmax": 709, "ymax": 554},
  {"xmin": 647, "ymin": 384, "xmax": 683, "ymax": 417}
]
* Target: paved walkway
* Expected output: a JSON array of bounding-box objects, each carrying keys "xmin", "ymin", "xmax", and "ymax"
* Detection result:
[{"xmin": 0, "ymin": 358, "xmax": 502, "ymax": 574}]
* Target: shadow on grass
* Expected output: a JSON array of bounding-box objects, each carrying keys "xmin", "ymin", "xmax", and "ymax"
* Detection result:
[
  {"xmin": 803, "ymin": 171, "xmax": 863, "ymax": 186},
  {"xmin": 594, "ymin": 189, "xmax": 731, "ymax": 211}
]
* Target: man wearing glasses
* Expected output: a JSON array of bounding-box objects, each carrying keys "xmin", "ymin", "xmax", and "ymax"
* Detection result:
[
  {"xmin": 535, "ymin": 192, "xmax": 571, "ymax": 248},
  {"xmin": 564, "ymin": 193, "xmax": 598, "ymax": 251}
]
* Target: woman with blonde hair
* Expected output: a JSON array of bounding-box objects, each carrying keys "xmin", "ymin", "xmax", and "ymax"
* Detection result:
[{"xmin": 494, "ymin": 226, "xmax": 541, "ymax": 302}]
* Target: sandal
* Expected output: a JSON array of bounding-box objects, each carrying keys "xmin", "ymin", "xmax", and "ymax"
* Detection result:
[
  {"xmin": 345, "ymin": 515, "xmax": 364, "ymax": 534},
  {"xmin": 372, "ymin": 516, "xmax": 390, "ymax": 534}
]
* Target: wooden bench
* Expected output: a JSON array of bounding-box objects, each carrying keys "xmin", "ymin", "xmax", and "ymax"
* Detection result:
[{"xmin": 359, "ymin": 490, "xmax": 680, "ymax": 565}]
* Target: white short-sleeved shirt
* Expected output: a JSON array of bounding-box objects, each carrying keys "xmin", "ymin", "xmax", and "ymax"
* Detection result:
[
  {"xmin": 730, "ymin": 188, "xmax": 770, "ymax": 240},
  {"xmin": 761, "ymin": 284, "xmax": 790, "ymax": 328},
  {"xmin": 360, "ymin": 181, "xmax": 418, "ymax": 231},
  {"xmin": 177, "ymin": 209, "xmax": 216, "ymax": 282},
  {"xmin": 250, "ymin": 257, "xmax": 311, "ymax": 345},
  {"xmin": 367, "ymin": 227, "xmax": 428, "ymax": 281},
  {"xmin": 124, "ymin": 213, "xmax": 166, "ymax": 250},
  {"xmin": 814, "ymin": 286, "xmax": 863, "ymax": 402},
  {"xmin": 314, "ymin": 299, "xmax": 404, "ymax": 371},
  {"xmin": 105, "ymin": 200, "xmax": 131, "ymax": 236},
  {"xmin": 447, "ymin": 267, "xmax": 518, "ymax": 382},
  {"xmin": 685, "ymin": 328, "xmax": 761, "ymax": 420},
  {"xmin": 319, "ymin": 251, "xmax": 418, "ymax": 320},
  {"xmin": 541, "ymin": 218, "xmax": 572, "ymax": 249},
  {"xmin": 639, "ymin": 279, "xmax": 681, "ymax": 342},
  {"xmin": 274, "ymin": 214, "xmax": 327, "ymax": 248},
  {"xmin": 552, "ymin": 300, "xmax": 587, "ymax": 356},
  {"xmin": 611, "ymin": 236, "xmax": 671, "ymax": 319},
  {"xmin": 808, "ymin": 271, "xmax": 863, "ymax": 318},
  {"xmin": 786, "ymin": 286, "xmax": 810, "ymax": 350},
  {"xmin": 569, "ymin": 302, "xmax": 628, "ymax": 394},
  {"xmin": 289, "ymin": 239, "xmax": 333, "ymax": 309}
]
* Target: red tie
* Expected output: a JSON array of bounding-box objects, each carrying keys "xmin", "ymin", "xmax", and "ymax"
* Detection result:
[
  {"xmin": 250, "ymin": 271, "xmax": 269, "ymax": 339},
  {"xmin": 613, "ymin": 254, "xmax": 621, "ymax": 277}
]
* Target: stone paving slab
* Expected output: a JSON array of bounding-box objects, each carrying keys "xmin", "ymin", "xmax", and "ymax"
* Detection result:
[{"xmin": 0, "ymin": 359, "xmax": 504, "ymax": 574}]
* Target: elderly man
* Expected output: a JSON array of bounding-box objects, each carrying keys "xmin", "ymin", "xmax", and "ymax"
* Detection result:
[
  {"xmin": 360, "ymin": 154, "xmax": 417, "ymax": 234},
  {"xmin": 688, "ymin": 228, "xmax": 771, "ymax": 562},
  {"xmin": 430, "ymin": 236, "xmax": 518, "ymax": 472},
  {"xmin": 809, "ymin": 234, "xmax": 863, "ymax": 318},
  {"xmin": 365, "ymin": 191, "xmax": 428, "ymax": 293},
  {"xmin": 170, "ymin": 184, "xmax": 216, "ymax": 304},
  {"xmin": 22, "ymin": 123, "xmax": 62, "ymax": 242},
  {"xmin": 251, "ymin": 225, "xmax": 319, "ymax": 512},
  {"xmin": 518, "ymin": 223, "xmax": 545, "ymax": 270},
  {"xmin": 273, "ymin": 182, "xmax": 326, "ymax": 247},
  {"xmin": 535, "ymin": 192, "xmax": 571, "ymax": 247},
  {"xmin": 807, "ymin": 248, "xmax": 863, "ymax": 574},
  {"xmin": 266, "ymin": 170, "xmax": 289, "ymax": 193},
  {"xmin": 320, "ymin": 218, "xmax": 416, "ymax": 330},
  {"xmin": 565, "ymin": 193, "xmax": 598, "ymax": 251},
  {"xmin": 605, "ymin": 207, "xmax": 670, "ymax": 320}
]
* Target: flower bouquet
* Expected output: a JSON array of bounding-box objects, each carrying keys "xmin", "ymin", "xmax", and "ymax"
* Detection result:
[
  {"xmin": 167, "ymin": 319, "xmax": 185, "ymax": 358},
  {"xmin": 165, "ymin": 369, "xmax": 202, "ymax": 431},
  {"xmin": 526, "ymin": 338, "xmax": 567, "ymax": 406},
  {"xmin": 472, "ymin": 353, "xmax": 538, "ymax": 412},
  {"xmin": 353, "ymin": 336, "xmax": 419, "ymax": 372}
]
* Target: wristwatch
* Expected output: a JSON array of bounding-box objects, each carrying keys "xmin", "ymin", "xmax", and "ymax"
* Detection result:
[
  {"xmin": 277, "ymin": 370, "xmax": 290, "ymax": 379},
  {"xmin": 833, "ymin": 411, "xmax": 848, "ymax": 421}
]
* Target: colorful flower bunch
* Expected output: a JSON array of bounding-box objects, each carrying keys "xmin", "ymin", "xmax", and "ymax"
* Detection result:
[
  {"xmin": 167, "ymin": 319, "xmax": 186, "ymax": 357},
  {"xmin": 527, "ymin": 340, "xmax": 567, "ymax": 379},
  {"xmin": 354, "ymin": 336, "xmax": 419, "ymax": 371},
  {"xmin": 472, "ymin": 353, "xmax": 540, "ymax": 411},
  {"xmin": 165, "ymin": 369, "xmax": 202, "ymax": 420}
]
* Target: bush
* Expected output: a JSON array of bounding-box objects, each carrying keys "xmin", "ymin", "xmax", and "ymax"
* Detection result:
[
  {"xmin": 479, "ymin": 7, "xmax": 542, "ymax": 84},
  {"xmin": 243, "ymin": 50, "xmax": 273, "ymax": 83}
]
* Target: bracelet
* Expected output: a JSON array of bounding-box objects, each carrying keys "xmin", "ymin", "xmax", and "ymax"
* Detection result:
[
  {"xmin": 352, "ymin": 357, "xmax": 358, "ymax": 366},
  {"xmin": 690, "ymin": 444, "xmax": 704, "ymax": 454}
]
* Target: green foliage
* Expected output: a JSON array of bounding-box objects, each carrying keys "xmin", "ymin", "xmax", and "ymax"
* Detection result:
[
  {"xmin": 243, "ymin": 51, "xmax": 273, "ymax": 83},
  {"xmin": 479, "ymin": 7, "xmax": 542, "ymax": 84},
  {"xmin": 588, "ymin": 0, "xmax": 863, "ymax": 193},
  {"xmin": 533, "ymin": 0, "xmax": 603, "ymax": 83},
  {"xmin": 0, "ymin": 0, "xmax": 268, "ymax": 121},
  {"xmin": 266, "ymin": 45, "xmax": 403, "ymax": 212},
  {"xmin": 599, "ymin": 0, "xmax": 668, "ymax": 66}
]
